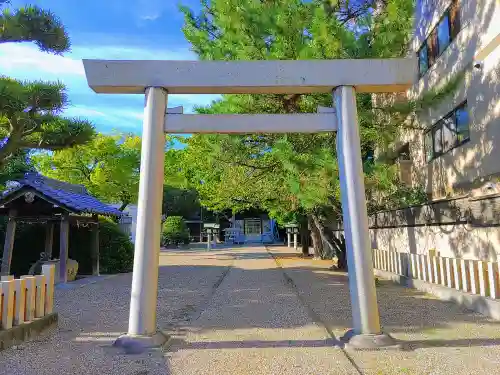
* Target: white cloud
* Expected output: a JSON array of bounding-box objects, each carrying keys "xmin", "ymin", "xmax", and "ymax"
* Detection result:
[
  {"xmin": 65, "ymin": 105, "xmax": 144, "ymax": 124},
  {"xmin": 70, "ymin": 45, "xmax": 196, "ymax": 61},
  {"xmin": 0, "ymin": 44, "xmax": 84, "ymax": 76},
  {"xmin": 136, "ymin": 0, "xmax": 169, "ymax": 22},
  {"xmin": 140, "ymin": 14, "xmax": 160, "ymax": 21},
  {"xmin": 64, "ymin": 106, "xmax": 109, "ymax": 118},
  {"xmin": 0, "ymin": 43, "xmax": 197, "ymax": 79},
  {"xmin": 0, "ymin": 42, "xmax": 221, "ymax": 133}
]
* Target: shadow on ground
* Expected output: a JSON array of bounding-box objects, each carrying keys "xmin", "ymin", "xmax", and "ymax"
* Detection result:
[
  {"xmin": 156, "ymin": 246, "xmax": 500, "ymax": 354},
  {"xmin": 4, "ymin": 245, "xmax": 500, "ymax": 375}
]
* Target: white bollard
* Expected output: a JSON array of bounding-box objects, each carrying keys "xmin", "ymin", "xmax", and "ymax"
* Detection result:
[
  {"xmin": 469, "ymin": 260, "xmax": 479, "ymax": 294},
  {"xmin": 42, "ymin": 264, "xmax": 55, "ymax": 314},
  {"xmin": 409, "ymin": 254, "xmax": 416, "ymax": 278},
  {"xmin": 477, "ymin": 261, "xmax": 488, "ymax": 297},
  {"xmin": 35, "ymin": 275, "xmax": 46, "ymax": 318},
  {"xmin": 439, "ymin": 257, "xmax": 447, "ymax": 287},
  {"xmin": 417, "ymin": 255, "xmax": 424, "ymax": 280},
  {"xmin": 432, "ymin": 256, "xmax": 440, "ymax": 284},
  {"xmin": 397, "ymin": 253, "xmax": 403, "ymax": 276},
  {"xmin": 14, "ymin": 278, "xmax": 26, "ymax": 325},
  {"xmin": 1, "ymin": 275, "xmax": 14, "ymax": 281},
  {"xmin": 488, "ymin": 262, "xmax": 499, "ymax": 299},
  {"xmin": 426, "ymin": 255, "xmax": 433, "ymax": 283},
  {"xmin": 445, "ymin": 258, "xmax": 454, "ymax": 288},
  {"xmin": 453, "ymin": 258, "xmax": 462, "ymax": 291},
  {"xmin": 414, "ymin": 255, "xmax": 420, "ymax": 279},
  {"xmin": 1, "ymin": 280, "xmax": 14, "ymax": 329},
  {"xmin": 461, "ymin": 259, "xmax": 469, "ymax": 293}
]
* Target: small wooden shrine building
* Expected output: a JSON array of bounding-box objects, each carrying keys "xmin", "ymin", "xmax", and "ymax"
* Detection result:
[{"xmin": 0, "ymin": 173, "xmax": 121, "ymax": 282}]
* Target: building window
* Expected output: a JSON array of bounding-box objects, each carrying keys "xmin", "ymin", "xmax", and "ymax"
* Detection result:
[
  {"xmin": 424, "ymin": 131, "xmax": 433, "ymax": 162},
  {"xmin": 455, "ymin": 104, "xmax": 470, "ymax": 142},
  {"xmin": 418, "ymin": 44, "xmax": 429, "ymax": 76},
  {"xmin": 417, "ymin": 0, "xmax": 461, "ymax": 77},
  {"xmin": 437, "ymin": 13, "xmax": 451, "ymax": 55},
  {"xmin": 424, "ymin": 101, "xmax": 469, "ymax": 161},
  {"xmin": 433, "ymin": 125, "xmax": 443, "ymax": 155},
  {"xmin": 441, "ymin": 115, "xmax": 456, "ymax": 152}
]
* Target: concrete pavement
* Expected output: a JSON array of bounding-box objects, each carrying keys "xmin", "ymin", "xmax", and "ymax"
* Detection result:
[
  {"xmin": 267, "ymin": 245, "xmax": 500, "ymax": 375},
  {"xmin": 166, "ymin": 246, "xmax": 359, "ymax": 375}
]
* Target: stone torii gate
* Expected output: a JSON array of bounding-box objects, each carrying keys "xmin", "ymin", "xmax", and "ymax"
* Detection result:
[{"xmin": 83, "ymin": 58, "xmax": 415, "ymax": 350}]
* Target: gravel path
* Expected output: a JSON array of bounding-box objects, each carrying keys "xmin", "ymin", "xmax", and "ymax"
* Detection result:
[
  {"xmin": 0, "ymin": 248, "xmax": 233, "ymax": 375},
  {"xmin": 267, "ymin": 245, "xmax": 500, "ymax": 375},
  {"xmin": 4, "ymin": 244, "xmax": 496, "ymax": 375}
]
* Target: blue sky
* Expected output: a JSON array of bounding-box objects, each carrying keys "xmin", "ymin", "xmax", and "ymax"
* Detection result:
[{"xmin": 0, "ymin": 0, "xmax": 220, "ymax": 134}]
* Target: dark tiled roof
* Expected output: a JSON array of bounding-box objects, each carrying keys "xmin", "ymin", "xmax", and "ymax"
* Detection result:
[{"xmin": 4, "ymin": 173, "xmax": 121, "ymax": 217}]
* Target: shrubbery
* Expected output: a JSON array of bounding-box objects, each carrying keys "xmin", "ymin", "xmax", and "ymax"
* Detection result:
[
  {"xmin": 162, "ymin": 216, "xmax": 190, "ymax": 246},
  {"xmin": 69, "ymin": 218, "xmax": 134, "ymax": 274}
]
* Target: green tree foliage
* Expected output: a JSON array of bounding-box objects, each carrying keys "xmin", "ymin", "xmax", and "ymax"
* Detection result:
[
  {"xmin": 90, "ymin": 218, "xmax": 134, "ymax": 274},
  {"xmin": 0, "ymin": 3, "xmax": 70, "ymax": 53},
  {"xmin": 177, "ymin": 0, "xmax": 423, "ymax": 262},
  {"xmin": 34, "ymin": 134, "xmax": 141, "ymax": 211},
  {"xmin": 0, "ymin": 3, "xmax": 93, "ymax": 169},
  {"xmin": 0, "ymin": 150, "xmax": 33, "ymax": 188},
  {"xmin": 162, "ymin": 216, "xmax": 190, "ymax": 246},
  {"xmin": 163, "ymin": 185, "xmax": 201, "ymax": 219},
  {"xmin": 0, "ymin": 78, "xmax": 95, "ymax": 166}
]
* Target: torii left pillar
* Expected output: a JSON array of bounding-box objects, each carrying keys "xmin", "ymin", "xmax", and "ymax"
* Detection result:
[{"xmin": 115, "ymin": 87, "xmax": 168, "ymax": 351}]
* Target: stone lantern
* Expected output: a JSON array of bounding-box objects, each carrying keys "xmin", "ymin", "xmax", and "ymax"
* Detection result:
[
  {"xmin": 284, "ymin": 223, "xmax": 299, "ymax": 250},
  {"xmin": 203, "ymin": 223, "xmax": 220, "ymax": 251}
]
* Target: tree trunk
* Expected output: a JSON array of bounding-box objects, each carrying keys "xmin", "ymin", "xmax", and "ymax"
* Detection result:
[
  {"xmin": 118, "ymin": 201, "xmax": 129, "ymax": 211},
  {"xmin": 311, "ymin": 213, "xmax": 336, "ymax": 259},
  {"xmin": 311, "ymin": 214, "xmax": 347, "ymax": 270},
  {"xmin": 308, "ymin": 215, "xmax": 323, "ymax": 258}
]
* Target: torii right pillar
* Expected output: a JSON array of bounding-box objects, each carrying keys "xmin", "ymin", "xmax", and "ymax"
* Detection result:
[{"xmin": 334, "ymin": 86, "xmax": 397, "ymax": 349}]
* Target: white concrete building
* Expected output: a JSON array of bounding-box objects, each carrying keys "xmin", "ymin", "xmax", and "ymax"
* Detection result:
[
  {"xmin": 372, "ymin": 0, "xmax": 500, "ymax": 261},
  {"xmin": 390, "ymin": 0, "xmax": 499, "ymax": 198}
]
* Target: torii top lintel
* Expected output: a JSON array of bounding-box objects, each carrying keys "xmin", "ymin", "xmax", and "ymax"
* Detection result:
[{"xmin": 83, "ymin": 58, "xmax": 417, "ymax": 95}]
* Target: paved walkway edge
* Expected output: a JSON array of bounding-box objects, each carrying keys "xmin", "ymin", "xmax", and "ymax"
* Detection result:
[
  {"xmin": 266, "ymin": 246, "xmax": 363, "ymax": 374},
  {"xmin": 374, "ymin": 268, "xmax": 500, "ymax": 320}
]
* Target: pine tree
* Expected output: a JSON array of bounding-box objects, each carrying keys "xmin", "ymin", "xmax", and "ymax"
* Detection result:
[
  {"xmin": 178, "ymin": 0, "xmax": 420, "ymax": 261},
  {"xmin": 0, "ymin": 2, "xmax": 70, "ymax": 53},
  {"xmin": 0, "ymin": 3, "xmax": 93, "ymax": 167}
]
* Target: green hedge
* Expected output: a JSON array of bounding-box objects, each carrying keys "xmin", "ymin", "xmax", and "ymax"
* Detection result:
[
  {"xmin": 67, "ymin": 218, "xmax": 134, "ymax": 274},
  {"xmin": 0, "ymin": 217, "xmax": 134, "ymax": 277},
  {"xmin": 162, "ymin": 216, "xmax": 190, "ymax": 246}
]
